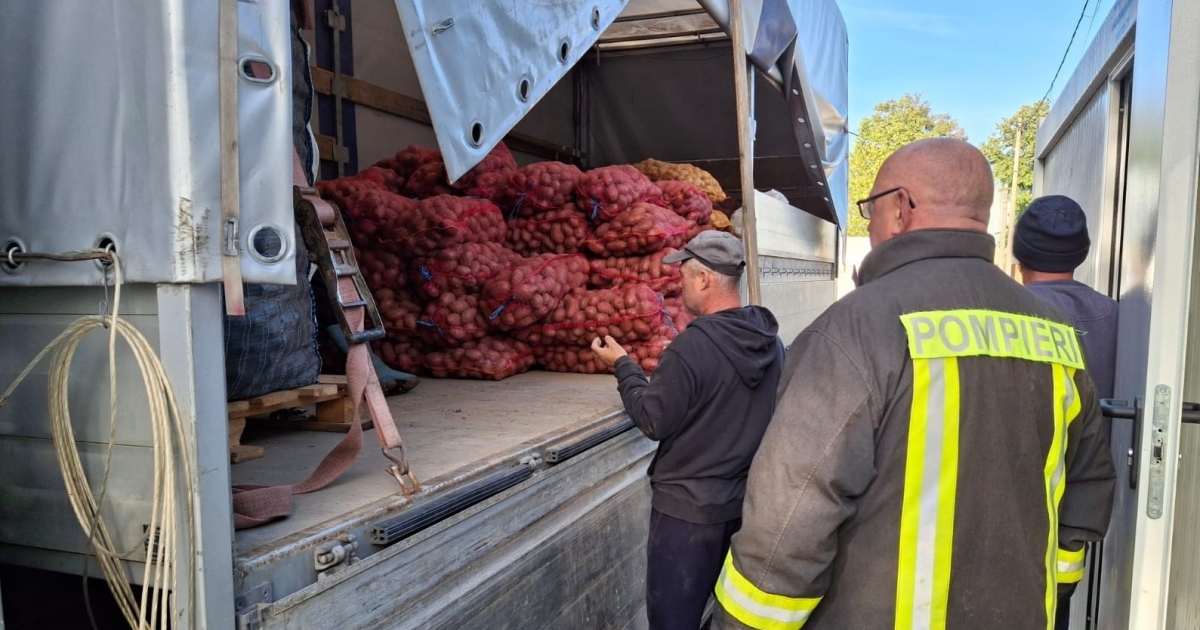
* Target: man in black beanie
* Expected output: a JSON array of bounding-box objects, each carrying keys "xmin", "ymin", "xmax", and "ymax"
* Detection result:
[
  {"xmin": 1014, "ymin": 195, "xmax": 1118, "ymax": 399},
  {"xmin": 1013, "ymin": 194, "xmax": 1118, "ymax": 630}
]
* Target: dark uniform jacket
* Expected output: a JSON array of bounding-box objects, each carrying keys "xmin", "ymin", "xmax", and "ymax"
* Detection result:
[
  {"xmin": 615, "ymin": 306, "xmax": 784, "ymax": 524},
  {"xmin": 715, "ymin": 230, "xmax": 1116, "ymax": 630}
]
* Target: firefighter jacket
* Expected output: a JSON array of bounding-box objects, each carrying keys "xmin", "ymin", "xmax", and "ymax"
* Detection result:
[{"xmin": 714, "ymin": 229, "xmax": 1116, "ymax": 630}]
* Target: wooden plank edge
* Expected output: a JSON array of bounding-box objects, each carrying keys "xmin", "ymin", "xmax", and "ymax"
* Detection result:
[{"xmin": 310, "ymin": 67, "xmax": 583, "ymax": 163}]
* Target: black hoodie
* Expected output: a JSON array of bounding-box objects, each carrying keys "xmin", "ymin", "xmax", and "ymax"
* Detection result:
[{"xmin": 614, "ymin": 305, "xmax": 783, "ymax": 524}]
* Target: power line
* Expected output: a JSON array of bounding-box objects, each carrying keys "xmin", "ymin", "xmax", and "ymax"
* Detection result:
[{"xmin": 1039, "ymin": 0, "xmax": 1094, "ymax": 106}]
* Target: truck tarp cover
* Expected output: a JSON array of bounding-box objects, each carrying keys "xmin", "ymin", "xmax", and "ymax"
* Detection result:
[{"xmin": 392, "ymin": 0, "xmax": 849, "ymax": 226}]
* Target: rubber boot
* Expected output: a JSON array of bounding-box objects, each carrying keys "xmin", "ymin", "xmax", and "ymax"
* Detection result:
[{"xmin": 326, "ymin": 325, "xmax": 419, "ymax": 395}]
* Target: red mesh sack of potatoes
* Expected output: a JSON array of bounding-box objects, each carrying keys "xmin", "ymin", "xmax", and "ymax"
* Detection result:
[
  {"xmin": 374, "ymin": 288, "xmax": 424, "ymax": 339},
  {"xmin": 505, "ymin": 206, "xmax": 592, "ymax": 256},
  {"xmin": 507, "ymin": 162, "xmax": 585, "ymax": 218},
  {"xmin": 660, "ymin": 296, "xmax": 693, "ymax": 335},
  {"xmin": 587, "ymin": 248, "xmax": 683, "ymax": 296},
  {"xmin": 390, "ymin": 195, "xmax": 507, "ymax": 257},
  {"xmin": 584, "ymin": 202, "xmax": 692, "ymax": 257},
  {"xmin": 423, "ymin": 336, "xmax": 536, "ymax": 380},
  {"xmin": 375, "ymin": 144, "xmax": 442, "ymax": 179},
  {"xmin": 482, "ymin": 253, "xmax": 589, "ymax": 330},
  {"xmin": 342, "ymin": 189, "xmax": 419, "ymax": 246},
  {"xmin": 372, "ymin": 337, "xmax": 428, "ymax": 376},
  {"xmin": 402, "ymin": 161, "xmax": 455, "ymax": 198},
  {"xmin": 627, "ymin": 336, "xmax": 675, "ymax": 373},
  {"xmin": 535, "ymin": 332, "xmax": 677, "ymax": 375},
  {"xmin": 352, "ymin": 166, "xmax": 407, "ymax": 194},
  {"xmin": 409, "ymin": 242, "xmax": 520, "ymax": 300},
  {"xmin": 465, "ymin": 168, "xmax": 515, "ymax": 202},
  {"xmin": 358, "ymin": 247, "xmax": 408, "ymax": 294},
  {"xmin": 511, "ymin": 284, "xmax": 666, "ymax": 346},
  {"xmin": 575, "ymin": 165, "xmax": 662, "ymax": 223},
  {"xmin": 317, "ymin": 177, "xmax": 388, "ymax": 218},
  {"xmin": 452, "ymin": 143, "xmax": 517, "ymax": 196},
  {"xmin": 655, "ymin": 180, "xmax": 714, "ymax": 240},
  {"xmin": 414, "ymin": 293, "xmax": 491, "ymax": 347},
  {"xmin": 533, "ymin": 345, "xmax": 607, "ymax": 375}
]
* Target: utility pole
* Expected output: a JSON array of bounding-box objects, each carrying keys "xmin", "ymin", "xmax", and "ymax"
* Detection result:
[{"xmin": 1000, "ymin": 121, "xmax": 1023, "ymax": 276}]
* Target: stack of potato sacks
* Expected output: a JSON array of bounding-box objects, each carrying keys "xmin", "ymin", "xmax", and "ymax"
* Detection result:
[{"xmin": 316, "ymin": 143, "xmax": 727, "ymax": 381}]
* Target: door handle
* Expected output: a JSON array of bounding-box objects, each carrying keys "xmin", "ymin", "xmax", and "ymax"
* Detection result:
[
  {"xmin": 1102, "ymin": 393, "xmax": 1200, "ymax": 517},
  {"xmin": 1100, "ymin": 397, "xmax": 1143, "ymax": 490}
]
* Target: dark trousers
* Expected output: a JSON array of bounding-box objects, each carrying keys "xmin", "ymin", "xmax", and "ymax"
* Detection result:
[
  {"xmin": 1055, "ymin": 591, "xmax": 1072, "ymax": 629},
  {"xmin": 646, "ymin": 509, "xmax": 741, "ymax": 630}
]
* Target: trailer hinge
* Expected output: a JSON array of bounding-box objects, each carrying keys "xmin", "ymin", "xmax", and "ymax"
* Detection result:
[
  {"xmin": 234, "ymin": 582, "xmax": 273, "ymax": 630},
  {"xmin": 315, "ymin": 534, "xmax": 360, "ymax": 579}
]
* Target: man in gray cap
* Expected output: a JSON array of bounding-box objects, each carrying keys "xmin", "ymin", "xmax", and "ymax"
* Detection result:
[
  {"xmin": 1014, "ymin": 195, "xmax": 1119, "ymax": 630},
  {"xmin": 592, "ymin": 229, "xmax": 785, "ymax": 630}
]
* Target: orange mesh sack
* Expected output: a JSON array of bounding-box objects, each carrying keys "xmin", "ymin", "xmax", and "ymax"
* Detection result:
[
  {"xmin": 423, "ymin": 336, "xmax": 536, "ymax": 380},
  {"xmin": 632, "ymin": 158, "xmax": 727, "ymax": 203},
  {"xmin": 481, "ymin": 254, "xmax": 590, "ymax": 330}
]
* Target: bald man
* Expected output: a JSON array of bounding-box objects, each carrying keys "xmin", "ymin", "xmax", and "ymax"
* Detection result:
[{"xmin": 713, "ymin": 139, "xmax": 1115, "ymax": 630}]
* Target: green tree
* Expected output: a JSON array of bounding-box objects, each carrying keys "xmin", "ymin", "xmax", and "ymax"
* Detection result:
[
  {"xmin": 847, "ymin": 94, "xmax": 965, "ymax": 236},
  {"xmin": 980, "ymin": 100, "xmax": 1050, "ymax": 218}
]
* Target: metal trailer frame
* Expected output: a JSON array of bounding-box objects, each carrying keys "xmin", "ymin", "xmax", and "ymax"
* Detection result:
[{"xmin": 1034, "ymin": 0, "xmax": 1200, "ymax": 628}]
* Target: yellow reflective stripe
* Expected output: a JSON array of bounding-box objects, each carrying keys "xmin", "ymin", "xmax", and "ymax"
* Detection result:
[
  {"xmin": 900, "ymin": 310, "xmax": 1084, "ymax": 369},
  {"xmin": 1065, "ymin": 368, "xmax": 1082, "ymax": 427},
  {"xmin": 1057, "ymin": 546, "xmax": 1087, "ymax": 584},
  {"xmin": 1042, "ymin": 364, "xmax": 1073, "ymax": 628},
  {"xmin": 895, "ymin": 358, "xmax": 960, "ymax": 630},
  {"xmin": 1055, "ymin": 369, "xmax": 1085, "ymax": 588},
  {"xmin": 714, "ymin": 552, "xmax": 821, "ymax": 630},
  {"xmin": 931, "ymin": 358, "xmax": 960, "ymax": 629}
]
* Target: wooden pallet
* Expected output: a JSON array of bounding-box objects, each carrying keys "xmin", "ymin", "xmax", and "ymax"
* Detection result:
[{"xmin": 227, "ymin": 375, "xmax": 371, "ymax": 464}]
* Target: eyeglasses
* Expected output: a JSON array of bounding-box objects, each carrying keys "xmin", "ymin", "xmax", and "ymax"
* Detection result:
[{"xmin": 856, "ymin": 187, "xmax": 915, "ymax": 220}]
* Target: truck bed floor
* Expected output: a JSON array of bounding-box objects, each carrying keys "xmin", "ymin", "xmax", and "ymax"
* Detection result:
[{"xmin": 231, "ymin": 371, "xmax": 623, "ymax": 556}]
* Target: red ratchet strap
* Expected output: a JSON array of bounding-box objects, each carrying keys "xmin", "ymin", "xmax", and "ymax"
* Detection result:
[{"xmin": 230, "ymin": 150, "xmax": 419, "ymax": 530}]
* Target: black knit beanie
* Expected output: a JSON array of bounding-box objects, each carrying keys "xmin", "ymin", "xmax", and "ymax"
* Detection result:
[{"xmin": 1013, "ymin": 195, "xmax": 1090, "ymax": 273}]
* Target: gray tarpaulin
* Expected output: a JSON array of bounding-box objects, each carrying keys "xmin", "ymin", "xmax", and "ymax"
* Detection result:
[
  {"xmin": 392, "ymin": 0, "xmax": 848, "ymax": 226},
  {"xmin": 0, "ymin": 0, "xmax": 296, "ymax": 286}
]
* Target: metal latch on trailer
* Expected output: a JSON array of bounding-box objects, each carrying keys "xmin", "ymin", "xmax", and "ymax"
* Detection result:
[
  {"xmin": 234, "ymin": 582, "xmax": 273, "ymax": 630},
  {"xmin": 1101, "ymin": 389, "xmax": 1200, "ymax": 519},
  {"xmin": 315, "ymin": 534, "xmax": 360, "ymax": 579}
]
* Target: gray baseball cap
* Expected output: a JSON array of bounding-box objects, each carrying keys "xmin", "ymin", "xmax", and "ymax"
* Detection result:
[{"xmin": 662, "ymin": 230, "xmax": 746, "ymax": 276}]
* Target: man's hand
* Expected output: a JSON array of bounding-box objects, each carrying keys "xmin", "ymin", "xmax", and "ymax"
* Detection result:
[{"xmin": 591, "ymin": 335, "xmax": 628, "ymax": 368}]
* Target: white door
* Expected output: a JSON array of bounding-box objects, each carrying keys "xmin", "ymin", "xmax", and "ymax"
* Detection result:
[{"xmin": 1100, "ymin": 1, "xmax": 1200, "ymax": 628}]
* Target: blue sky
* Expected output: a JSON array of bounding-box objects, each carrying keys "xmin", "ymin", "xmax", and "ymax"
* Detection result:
[{"xmin": 843, "ymin": 0, "xmax": 1116, "ymax": 144}]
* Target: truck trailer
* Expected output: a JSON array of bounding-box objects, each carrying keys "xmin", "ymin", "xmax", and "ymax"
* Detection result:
[{"xmin": 0, "ymin": 1, "xmax": 848, "ymax": 628}]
